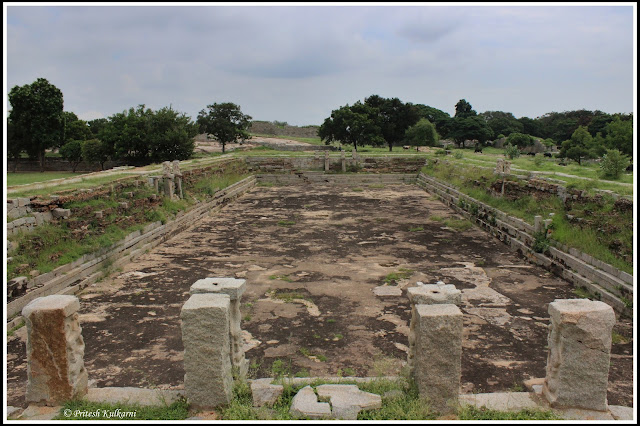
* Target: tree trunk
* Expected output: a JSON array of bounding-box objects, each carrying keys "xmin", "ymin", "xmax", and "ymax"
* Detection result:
[
  {"xmin": 388, "ymin": 143, "xmax": 393, "ymax": 152},
  {"xmin": 353, "ymin": 143, "xmax": 357, "ymax": 152},
  {"xmin": 222, "ymin": 142, "xmax": 226, "ymax": 153},
  {"xmin": 39, "ymin": 150, "xmax": 45, "ymax": 172}
]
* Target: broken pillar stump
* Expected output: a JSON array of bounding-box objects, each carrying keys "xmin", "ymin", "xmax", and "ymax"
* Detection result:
[
  {"xmin": 180, "ymin": 293, "xmax": 232, "ymax": 409},
  {"xmin": 542, "ymin": 299, "xmax": 615, "ymax": 411},
  {"xmin": 22, "ymin": 295, "xmax": 88, "ymax": 405},
  {"xmin": 411, "ymin": 303, "xmax": 462, "ymax": 415}
]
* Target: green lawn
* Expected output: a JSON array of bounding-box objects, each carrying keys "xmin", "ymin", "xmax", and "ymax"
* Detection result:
[
  {"xmin": 6, "ymin": 172, "xmax": 86, "ymax": 187},
  {"xmin": 7, "ymin": 173, "xmax": 139, "ymax": 198}
]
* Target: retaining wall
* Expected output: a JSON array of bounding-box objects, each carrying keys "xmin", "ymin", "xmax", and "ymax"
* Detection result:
[
  {"xmin": 256, "ymin": 172, "xmax": 417, "ymax": 186},
  {"xmin": 6, "ymin": 175, "xmax": 257, "ymax": 320},
  {"xmin": 246, "ymin": 155, "xmax": 427, "ymax": 174},
  {"xmin": 416, "ymin": 172, "xmax": 633, "ymax": 317}
]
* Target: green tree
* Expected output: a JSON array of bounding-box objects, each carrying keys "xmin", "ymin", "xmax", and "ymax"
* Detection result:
[
  {"xmin": 506, "ymin": 132, "xmax": 534, "ymax": 149},
  {"xmin": 404, "ymin": 118, "xmax": 439, "ymax": 150},
  {"xmin": 197, "ymin": 102, "xmax": 252, "ymax": 153},
  {"xmin": 600, "ymin": 149, "xmax": 631, "ymax": 179},
  {"xmin": 448, "ymin": 115, "xmax": 493, "ymax": 148},
  {"xmin": 518, "ymin": 116, "xmax": 544, "ymax": 138},
  {"xmin": 605, "ymin": 117, "xmax": 633, "ymax": 158},
  {"xmin": 149, "ymin": 107, "xmax": 197, "ymax": 162},
  {"xmin": 99, "ymin": 105, "xmax": 153, "ymax": 163},
  {"xmin": 59, "ymin": 140, "xmax": 85, "ymax": 172},
  {"xmin": 365, "ymin": 95, "xmax": 420, "ymax": 151},
  {"xmin": 82, "ymin": 139, "xmax": 112, "ymax": 170},
  {"xmin": 7, "ymin": 118, "xmax": 25, "ymax": 172},
  {"xmin": 62, "ymin": 111, "xmax": 92, "ymax": 146},
  {"xmin": 480, "ymin": 111, "xmax": 524, "ymax": 138},
  {"xmin": 319, "ymin": 102, "xmax": 385, "ymax": 151},
  {"xmin": 454, "ymin": 99, "xmax": 476, "ymax": 119},
  {"xmin": 413, "ymin": 104, "xmax": 451, "ymax": 136},
  {"xmin": 504, "ymin": 143, "xmax": 521, "ymax": 159},
  {"xmin": 87, "ymin": 118, "xmax": 109, "ymax": 137},
  {"xmin": 559, "ymin": 125, "xmax": 594, "ymax": 165},
  {"xmin": 8, "ymin": 78, "xmax": 64, "ymax": 171}
]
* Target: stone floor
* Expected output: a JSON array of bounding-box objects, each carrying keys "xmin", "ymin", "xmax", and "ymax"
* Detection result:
[{"xmin": 6, "ymin": 183, "xmax": 634, "ymax": 409}]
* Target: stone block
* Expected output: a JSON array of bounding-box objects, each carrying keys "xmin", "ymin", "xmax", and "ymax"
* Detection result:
[
  {"xmin": 51, "ymin": 208, "xmax": 70, "ymax": 219},
  {"xmin": 119, "ymin": 202, "xmax": 129, "ymax": 209},
  {"xmin": 21, "ymin": 295, "xmax": 88, "ymax": 405},
  {"xmin": 534, "ymin": 215, "xmax": 543, "ymax": 232},
  {"xmin": 411, "ymin": 303, "xmax": 462, "ymax": 414},
  {"xmin": 190, "ymin": 277, "xmax": 246, "ymax": 300},
  {"xmin": 18, "ymin": 197, "xmax": 31, "ymax": 207},
  {"xmin": 251, "ymin": 378, "xmax": 284, "ymax": 407},
  {"xmin": 290, "ymin": 386, "xmax": 331, "ymax": 419},
  {"xmin": 95, "ymin": 211, "xmax": 103, "ymax": 219},
  {"xmin": 407, "ymin": 284, "xmax": 461, "ymax": 305},
  {"xmin": 180, "ymin": 293, "xmax": 232, "ymax": 409},
  {"xmin": 542, "ymin": 299, "xmax": 616, "ymax": 411},
  {"xmin": 316, "ymin": 384, "xmax": 382, "ymax": 420}
]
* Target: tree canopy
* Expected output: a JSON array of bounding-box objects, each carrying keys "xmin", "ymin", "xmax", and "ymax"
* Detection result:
[
  {"xmin": 318, "ymin": 101, "xmax": 385, "ymax": 151},
  {"xmin": 197, "ymin": 102, "xmax": 252, "ymax": 153},
  {"xmin": 364, "ymin": 95, "xmax": 420, "ymax": 151},
  {"xmin": 404, "ymin": 118, "xmax": 438, "ymax": 150},
  {"xmin": 8, "ymin": 77, "xmax": 64, "ymax": 171}
]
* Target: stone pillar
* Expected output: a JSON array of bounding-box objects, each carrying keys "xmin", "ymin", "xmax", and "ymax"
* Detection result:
[
  {"xmin": 543, "ymin": 218, "xmax": 553, "ymax": 231},
  {"xmin": 407, "ymin": 284, "xmax": 461, "ymax": 375},
  {"xmin": 190, "ymin": 277, "xmax": 248, "ymax": 377},
  {"xmin": 22, "ymin": 295, "xmax": 88, "ymax": 405},
  {"xmin": 172, "ymin": 160, "xmax": 183, "ymax": 199},
  {"xmin": 151, "ymin": 176, "xmax": 161, "ymax": 193},
  {"xmin": 181, "ymin": 293, "xmax": 233, "ymax": 409},
  {"xmin": 341, "ymin": 151, "xmax": 346, "ymax": 172},
  {"xmin": 411, "ymin": 304, "xmax": 462, "ymax": 414},
  {"xmin": 324, "ymin": 152, "xmax": 330, "ymax": 172},
  {"xmin": 162, "ymin": 161, "xmax": 175, "ymax": 199},
  {"xmin": 542, "ymin": 299, "xmax": 615, "ymax": 411},
  {"xmin": 504, "ymin": 161, "xmax": 511, "ymax": 174},
  {"xmin": 534, "ymin": 215, "xmax": 543, "ymax": 233}
]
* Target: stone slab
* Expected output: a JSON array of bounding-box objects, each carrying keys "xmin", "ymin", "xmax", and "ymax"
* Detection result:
[
  {"xmin": 316, "ymin": 384, "xmax": 382, "ymax": 420},
  {"xmin": 87, "ymin": 387, "xmax": 183, "ymax": 406},
  {"xmin": 22, "ymin": 294, "xmax": 80, "ymax": 318},
  {"xmin": 18, "ymin": 405, "xmax": 61, "ymax": 420},
  {"xmin": 607, "ymin": 405, "xmax": 634, "ymax": 420},
  {"xmin": 373, "ymin": 286, "xmax": 402, "ymax": 297},
  {"xmin": 458, "ymin": 392, "xmax": 540, "ymax": 411},
  {"xmin": 289, "ymin": 386, "xmax": 331, "ymax": 419},
  {"xmin": 408, "ymin": 283, "xmax": 461, "ymax": 305},
  {"xmin": 251, "ymin": 378, "xmax": 284, "ymax": 407},
  {"xmin": 554, "ymin": 407, "xmax": 614, "ymax": 421},
  {"xmin": 189, "ymin": 277, "xmax": 246, "ymax": 300},
  {"xmin": 7, "ymin": 406, "xmax": 23, "ymax": 419}
]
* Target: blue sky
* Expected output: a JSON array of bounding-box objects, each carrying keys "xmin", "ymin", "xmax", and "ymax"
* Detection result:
[{"xmin": 4, "ymin": 3, "xmax": 636, "ymax": 126}]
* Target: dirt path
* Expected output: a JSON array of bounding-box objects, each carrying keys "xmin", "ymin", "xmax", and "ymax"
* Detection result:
[{"xmin": 6, "ymin": 183, "xmax": 633, "ymax": 408}]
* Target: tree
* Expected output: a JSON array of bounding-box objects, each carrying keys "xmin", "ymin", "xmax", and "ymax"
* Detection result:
[
  {"xmin": 99, "ymin": 105, "xmax": 153, "ymax": 163},
  {"xmin": 364, "ymin": 95, "xmax": 420, "ymax": 151},
  {"xmin": 413, "ymin": 104, "xmax": 451, "ymax": 133},
  {"xmin": 480, "ymin": 111, "xmax": 524, "ymax": 138},
  {"xmin": 454, "ymin": 99, "xmax": 476, "ymax": 119},
  {"xmin": 7, "ymin": 118, "xmax": 25, "ymax": 172},
  {"xmin": 149, "ymin": 106, "xmax": 197, "ymax": 162},
  {"xmin": 318, "ymin": 102, "xmax": 385, "ymax": 151},
  {"xmin": 82, "ymin": 139, "xmax": 111, "ymax": 170},
  {"xmin": 8, "ymin": 78, "xmax": 64, "ymax": 171},
  {"xmin": 506, "ymin": 132, "xmax": 534, "ymax": 149},
  {"xmin": 62, "ymin": 111, "xmax": 92, "ymax": 146},
  {"xmin": 59, "ymin": 140, "xmax": 85, "ymax": 172},
  {"xmin": 518, "ymin": 116, "xmax": 544, "ymax": 138},
  {"xmin": 448, "ymin": 115, "xmax": 493, "ymax": 148},
  {"xmin": 404, "ymin": 118, "xmax": 438, "ymax": 150},
  {"xmin": 197, "ymin": 102, "xmax": 252, "ymax": 153},
  {"xmin": 87, "ymin": 118, "xmax": 109, "ymax": 137},
  {"xmin": 605, "ymin": 117, "xmax": 633, "ymax": 158},
  {"xmin": 600, "ymin": 149, "xmax": 630, "ymax": 179},
  {"xmin": 559, "ymin": 125, "xmax": 594, "ymax": 165}
]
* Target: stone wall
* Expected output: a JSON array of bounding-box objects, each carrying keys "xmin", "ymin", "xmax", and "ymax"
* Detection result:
[
  {"xmin": 8, "ymin": 158, "xmax": 129, "ymax": 173},
  {"xmin": 417, "ymin": 173, "xmax": 633, "ymax": 317},
  {"xmin": 246, "ymin": 155, "xmax": 427, "ymax": 174},
  {"xmin": 255, "ymin": 172, "xmax": 417, "ymax": 186}
]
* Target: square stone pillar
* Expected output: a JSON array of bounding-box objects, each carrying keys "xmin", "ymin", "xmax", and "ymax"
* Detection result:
[
  {"xmin": 534, "ymin": 215, "xmax": 543, "ymax": 232},
  {"xmin": 542, "ymin": 299, "xmax": 616, "ymax": 411},
  {"xmin": 495, "ymin": 158, "xmax": 504, "ymax": 174},
  {"xmin": 411, "ymin": 304, "xmax": 462, "ymax": 415},
  {"xmin": 181, "ymin": 293, "xmax": 233, "ymax": 409},
  {"xmin": 341, "ymin": 151, "xmax": 346, "ymax": 172},
  {"xmin": 22, "ymin": 295, "xmax": 88, "ymax": 405},
  {"xmin": 407, "ymin": 283, "xmax": 461, "ymax": 374},
  {"xmin": 324, "ymin": 152, "xmax": 330, "ymax": 172},
  {"xmin": 190, "ymin": 277, "xmax": 248, "ymax": 377},
  {"xmin": 172, "ymin": 160, "xmax": 183, "ymax": 199}
]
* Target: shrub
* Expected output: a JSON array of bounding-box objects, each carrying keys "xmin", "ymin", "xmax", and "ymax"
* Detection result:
[
  {"xmin": 504, "ymin": 143, "xmax": 521, "ymax": 159},
  {"xmin": 453, "ymin": 151, "xmax": 463, "ymax": 159},
  {"xmin": 599, "ymin": 149, "xmax": 630, "ymax": 180},
  {"xmin": 59, "ymin": 140, "xmax": 85, "ymax": 172},
  {"xmin": 435, "ymin": 148, "xmax": 447, "ymax": 156},
  {"xmin": 506, "ymin": 132, "xmax": 533, "ymax": 148}
]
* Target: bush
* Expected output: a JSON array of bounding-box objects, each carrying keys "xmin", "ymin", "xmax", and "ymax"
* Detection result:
[
  {"xmin": 435, "ymin": 149, "xmax": 447, "ymax": 156},
  {"xmin": 600, "ymin": 149, "xmax": 630, "ymax": 180},
  {"xmin": 453, "ymin": 151, "xmax": 463, "ymax": 159},
  {"xmin": 504, "ymin": 143, "xmax": 521, "ymax": 159},
  {"xmin": 82, "ymin": 139, "xmax": 111, "ymax": 170},
  {"xmin": 506, "ymin": 132, "xmax": 533, "ymax": 148},
  {"xmin": 59, "ymin": 140, "xmax": 85, "ymax": 172}
]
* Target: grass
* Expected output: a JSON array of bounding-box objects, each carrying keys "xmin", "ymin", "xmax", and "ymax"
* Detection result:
[
  {"xmin": 383, "ymin": 268, "xmax": 413, "ymax": 285},
  {"xmin": 271, "ymin": 291, "xmax": 306, "ymax": 302},
  {"xmin": 457, "ymin": 406, "xmax": 561, "ymax": 420},
  {"xmin": 269, "ymin": 275, "xmax": 293, "ymax": 283},
  {"xmin": 443, "ymin": 219, "xmax": 473, "ymax": 231},
  {"xmin": 7, "ymin": 320, "xmax": 25, "ymax": 337},
  {"xmin": 6, "ymin": 171, "xmax": 84, "ymax": 186},
  {"xmin": 52, "ymin": 397, "xmax": 190, "ymax": 420},
  {"xmin": 277, "ymin": 220, "xmax": 296, "ymax": 226},
  {"xmin": 422, "ymin": 160, "xmax": 633, "ymax": 274},
  {"xmin": 612, "ymin": 331, "xmax": 629, "ymax": 344},
  {"xmin": 7, "ymin": 173, "xmax": 138, "ymax": 198},
  {"xmin": 408, "ymin": 226, "xmax": 424, "ymax": 232}
]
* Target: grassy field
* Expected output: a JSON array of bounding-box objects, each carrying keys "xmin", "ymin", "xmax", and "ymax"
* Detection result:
[
  {"xmin": 7, "ymin": 173, "xmax": 139, "ymax": 198},
  {"xmin": 6, "ymin": 171, "xmax": 87, "ymax": 187}
]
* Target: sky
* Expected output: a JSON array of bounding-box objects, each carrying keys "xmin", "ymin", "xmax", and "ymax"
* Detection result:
[{"xmin": 4, "ymin": 3, "xmax": 636, "ymax": 126}]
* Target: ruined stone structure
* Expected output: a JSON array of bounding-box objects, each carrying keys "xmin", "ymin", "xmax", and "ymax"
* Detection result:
[
  {"xmin": 22, "ymin": 295, "xmax": 88, "ymax": 405},
  {"xmin": 162, "ymin": 161, "xmax": 175, "ymax": 199},
  {"xmin": 189, "ymin": 277, "xmax": 248, "ymax": 376},
  {"xmin": 180, "ymin": 293, "xmax": 233, "ymax": 408},
  {"xmin": 542, "ymin": 299, "xmax": 616, "ymax": 411}
]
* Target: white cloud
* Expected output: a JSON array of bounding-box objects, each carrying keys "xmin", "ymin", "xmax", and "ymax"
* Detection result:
[{"xmin": 5, "ymin": 4, "xmax": 634, "ymax": 126}]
